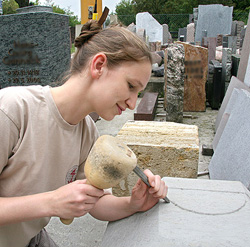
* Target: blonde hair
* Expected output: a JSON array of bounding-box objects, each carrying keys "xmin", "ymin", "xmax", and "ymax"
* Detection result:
[{"xmin": 71, "ymin": 20, "xmax": 152, "ymax": 75}]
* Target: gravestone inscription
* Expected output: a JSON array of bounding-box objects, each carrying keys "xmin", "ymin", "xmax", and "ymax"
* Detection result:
[
  {"xmin": 0, "ymin": 6, "xmax": 71, "ymax": 89},
  {"xmin": 177, "ymin": 42, "xmax": 208, "ymax": 112}
]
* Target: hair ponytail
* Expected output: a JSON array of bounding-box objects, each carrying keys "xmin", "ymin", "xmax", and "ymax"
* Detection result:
[{"xmin": 74, "ymin": 20, "xmax": 102, "ymax": 48}]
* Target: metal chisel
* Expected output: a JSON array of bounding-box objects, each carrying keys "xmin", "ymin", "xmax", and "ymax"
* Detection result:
[{"xmin": 133, "ymin": 166, "xmax": 170, "ymax": 203}]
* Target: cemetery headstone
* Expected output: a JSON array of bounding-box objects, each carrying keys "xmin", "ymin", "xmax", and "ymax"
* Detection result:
[
  {"xmin": 178, "ymin": 27, "xmax": 187, "ymax": 42},
  {"xmin": 213, "ymin": 88, "xmax": 240, "ymax": 150},
  {"xmin": 164, "ymin": 44, "xmax": 185, "ymax": 122},
  {"xmin": 207, "ymin": 37, "xmax": 217, "ymax": 62},
  {"xmin": 231, "ymin": 54, "xmax": 241, "ymax": 77},
  {"xmin": 214, "ymin": 76, "xmax": 250, "ymax": 132},
  {"xmin": 209, "ymin": 88, "xmax": 250, "ymax": 190},
  {"xmin": 195, "ymin": 4, "xmax": 233, "ymax": 44},
  {"xmin": 136, "ymin": 12, "xmax": 162, "ymax": 43},
  {"xmin": 186, "ymin": 23, "xmax": 195, "ymax": 43},
  {"xmin": 0, "ymin": 6, "xmax": 71, "ymax": 89},
  {"xmin": 193, "ymin": 7, "xmax": 198, "ymax": 29},
  {"xmin": 206, "ymin": 60, "xmax": 223, "ymax": 109},
  {"xmin": 216, "ymin": 34, "xmax": 223, "ymax": 46},
  {"xmin": 136, "ymin": 28, "xmax": 146, "ymax": 42},
  {"xmin": 221, "ymin": 48, "xmax": 232, "ymax": 93},
  {"xmin": 222, "ymin": 35, "xmax": 237, "ymax": 54},
  {"xmin": 162, "ymin": 24, "xmax": 172, "ymax": 44},
  {"xmin": 177, "ymin": 42, "xmax": 208, "ymax": 112},
  {"xmin": 237, "ymin": 12, "xmax": 250, "ymax": 83}
]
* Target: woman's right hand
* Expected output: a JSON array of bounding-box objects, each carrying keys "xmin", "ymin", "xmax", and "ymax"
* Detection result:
[{"xmin": 50, "ymin": 179, "xmax": 104, "ymax": 219}]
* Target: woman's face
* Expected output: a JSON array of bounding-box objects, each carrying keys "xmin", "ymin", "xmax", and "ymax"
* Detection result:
[{"xmin": 93, "ymin": 60, "xmax": 152, "ymax": 121}]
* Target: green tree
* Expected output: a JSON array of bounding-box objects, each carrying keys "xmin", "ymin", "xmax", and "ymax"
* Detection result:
[
  {"xmin": 116, "ymin": 0, "xmax": 136, "ymax": 25},
  {"xmin": 3, "ymin": 0, "xmax": 19, "ymax": 14},
  {"xmin": 14, "ymin": 0, "xmax": 29, "ymax": 7},
  {"xmin": 52, "ymin": 4, "xmax": 80, "ymax": 27},
  {"xmin": 132, "ymin": 0, "xmax": 167, "ymax": 14}
]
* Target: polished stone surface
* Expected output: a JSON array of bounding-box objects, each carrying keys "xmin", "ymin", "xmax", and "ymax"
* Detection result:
[
  {"xmin": 237, "ymin": 12, "xmax": 250, "ymax": 83},
  {"xmin": 101, "ymin": 177, "xmax": 250, "ymax": 247},
  {"xmin": 195, "ymin": 4, "xmax": 233, "ymax": 43},
  {"xmin": 210, "ymin": 89, "xmax": 250, "ymax": 189},
  {"xmin": 0, "ymin": 10, "xmax": 70, "ymax": 88},
  {"xmin": 177, "ymin": 42, "xmax": 208, "ymax": 112}
]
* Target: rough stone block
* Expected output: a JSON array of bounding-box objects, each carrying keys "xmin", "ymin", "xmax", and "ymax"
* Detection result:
[
  {"xmin": 164, "ymin": 44, "xmax": 185, "ymax": 122},
  {"xmin": 113, "ymin": 121, "xmax": 199, "ymax": 197},
  {"xmin": 101, "ymin": 177, "xmax": 250, "ymax": 247}
]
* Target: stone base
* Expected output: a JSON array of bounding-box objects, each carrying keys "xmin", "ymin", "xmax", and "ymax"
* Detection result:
[{"xmin": 113, "ymin": 120, "xmax": 199, "ymax": 197}]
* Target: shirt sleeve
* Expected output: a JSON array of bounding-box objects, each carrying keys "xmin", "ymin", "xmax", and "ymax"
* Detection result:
[{"xmin": 0, "ymin": 109, "xmax": 19, "ymax": 174}]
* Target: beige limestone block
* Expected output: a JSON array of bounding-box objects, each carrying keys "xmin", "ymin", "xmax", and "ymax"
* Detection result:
[{"xmin": 113, "ymin": 121, "xmax": 199, "ymax": 197}]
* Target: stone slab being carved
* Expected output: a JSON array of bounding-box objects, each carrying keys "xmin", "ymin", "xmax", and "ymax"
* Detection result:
[
  {"xmin": 113, "ymin": 121, "xmax": 199, "ymax": 197},
  {"xmin": 101, "ymin": 177, "xmax": 250, "ymax": 247}
]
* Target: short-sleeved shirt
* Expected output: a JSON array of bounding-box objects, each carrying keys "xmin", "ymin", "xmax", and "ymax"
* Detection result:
[{"xmin": 0, "ymin": 85, "xmax": 99, "ymax": 247}]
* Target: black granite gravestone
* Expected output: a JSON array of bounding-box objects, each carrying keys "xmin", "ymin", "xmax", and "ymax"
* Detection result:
[{"xmin": 0, "ymin": 6, "xmax": 71, "ymax": 89}]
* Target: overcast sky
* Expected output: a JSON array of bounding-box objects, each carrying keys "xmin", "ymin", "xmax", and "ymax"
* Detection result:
[{"xmin": 39, "ymin": 0, "xmax": 121, "ymax": 18}]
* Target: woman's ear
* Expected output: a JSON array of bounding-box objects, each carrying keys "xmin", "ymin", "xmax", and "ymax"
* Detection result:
[{"xmin": 90, "ymin": 53, "xmax": 107, "ymax": 79}]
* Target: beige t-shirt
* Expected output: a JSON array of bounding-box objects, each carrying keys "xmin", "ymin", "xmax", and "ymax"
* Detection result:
[{"xmin": 0, "ymin": 85, "xmax": 99, "ymax": 247}]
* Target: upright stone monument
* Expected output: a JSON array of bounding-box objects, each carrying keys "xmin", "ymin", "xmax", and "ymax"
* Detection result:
[
  {"xmin": 237, "ymin": 12, "xmax": 250, "ymax": 85},
  {"xmin": 136, "ymin": 12, "xmax": 163, "ymax": 43},
  {"xmin": 186, "ymin": 23, "xmax": 195, "ymax": 43},
  {"xmin": 209, "ymin": 89, "xmax": 250, "ymax": 190},
  {"xmin": 164, "ymin": 44, "xmax": 185, "ymax": 122},
  {"xmin": 0, "ymin": 6, "xmax": 71, "ymax": 89},
  {"xmin": 195, "ymin": 4, "xmax": 233, "ymax": 44},
  {"xmin": 221, "ymin": 48, "xmax": 232, "ymax": 92},
  {"xmin": 177, "ymin": 42, "xmax": 208, "ymax": 112}
]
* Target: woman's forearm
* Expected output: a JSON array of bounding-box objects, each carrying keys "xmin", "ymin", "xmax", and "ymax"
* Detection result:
[
  {"xmin": 89, "ymin": 194, "xmax": 136, "ymax": 222},
  {"xmin": 0, "ymin": 192, "xmax": 54, "ymax": 226}
]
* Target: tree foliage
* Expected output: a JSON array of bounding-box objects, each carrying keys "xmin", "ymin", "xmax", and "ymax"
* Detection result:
[
  {"xmin": 116, "ymin": 0, "xmax": 136, "ymax": 25},
  {"xmin": 115, "ymin": 0, "xmax": 249, "ymax": 26},
  {"xmin": 3, "ymin": 0, "xmax": 19, "ymax": 14},
  {"xmin": 52, "ymin": 5, "xmax": 80, "ymax": 27},
  {"xmin": 2, "ymin": 0, "xmax": 80, "ymax": 26},
  {"xmin": 116, "ymin": 0, "xmax": 249, "ymax": 15},
  {"xmin": 14, "ymin": 0, "xmax": 29, "ymax": 8}
]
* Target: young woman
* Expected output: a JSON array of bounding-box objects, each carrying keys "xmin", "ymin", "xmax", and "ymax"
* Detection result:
[{"xmin": 0, "ymin": 20, "xmax": 168, "ymax": 247}]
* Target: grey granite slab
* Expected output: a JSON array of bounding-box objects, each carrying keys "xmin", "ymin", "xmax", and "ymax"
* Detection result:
[
  {"xmin": 101, "ymin": 177, "xmax": 250, "ymax": 247},
  {"xmin": 209, "ymin": 89, "xmax": 250, "ymax": 189},
  {"xmin": 215, "ymin": 76, "xmax": 250, "ymax": 131},
  {"xmin": 195, "ymin": 4, "xmax": 233, "ymax": 43},
  {"xmin": 237, "ymin": 12, "xmax": 250, "ymax": 83},
  {"xmin": 0, "ymin": 10, "xmax": 71, "ymax": 88}
]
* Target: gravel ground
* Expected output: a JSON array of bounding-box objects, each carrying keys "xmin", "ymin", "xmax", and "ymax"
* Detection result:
[{"xmin": 46, "ymin": 99, "xmax": 218, "ymax": 246}]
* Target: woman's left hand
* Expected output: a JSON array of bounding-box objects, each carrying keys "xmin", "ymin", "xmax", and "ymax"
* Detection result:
[{"xmin": 129, "ymin": 169, "xmax": 168, "ymax": 212}]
